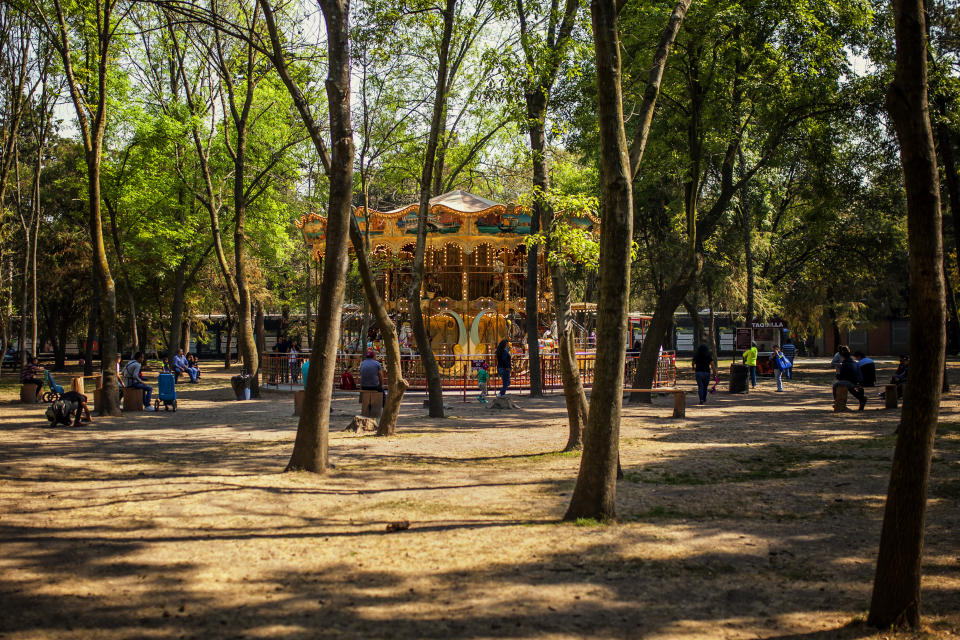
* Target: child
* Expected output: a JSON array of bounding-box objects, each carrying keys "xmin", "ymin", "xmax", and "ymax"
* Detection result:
[{"xmin": 477, "ymin": 362, "xmax": 489, "ymax": 403}]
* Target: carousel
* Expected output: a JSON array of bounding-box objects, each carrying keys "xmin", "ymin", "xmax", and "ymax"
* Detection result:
[{"xmin": 297, "ymin": 190, "xmax": 600, "ymax": 358}]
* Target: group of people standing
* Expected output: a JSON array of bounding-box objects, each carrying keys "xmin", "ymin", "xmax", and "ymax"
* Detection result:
[{"xmin": 691, "ymin": 339, "xmax": 797, "ymax": 404}]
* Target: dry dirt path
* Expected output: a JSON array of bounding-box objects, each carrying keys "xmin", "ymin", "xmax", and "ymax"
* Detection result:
[{"xmin": 0, "ymin": 361, "xmax": 957, "ymax": 639}]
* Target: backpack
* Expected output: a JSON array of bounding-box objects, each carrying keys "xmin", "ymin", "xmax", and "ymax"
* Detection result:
[{"xmin": 49, "ymin": 399, "xmax": 72, "ymax": 424}]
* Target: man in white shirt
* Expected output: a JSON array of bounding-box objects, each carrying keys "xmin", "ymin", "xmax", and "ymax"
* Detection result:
[{"xmin": 123, "ymin": 352, "xmax": 154, "ymax": 410}]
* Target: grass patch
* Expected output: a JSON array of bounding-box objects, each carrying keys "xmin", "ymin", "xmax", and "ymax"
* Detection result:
[{"xmin": 570, "ymin": 517, "xmax": 605, "ymax": 527}]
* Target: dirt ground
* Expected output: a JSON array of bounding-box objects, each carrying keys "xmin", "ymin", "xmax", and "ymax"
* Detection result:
[{"xmin": 0, "ymin": 359, "xmax": 958, "ymax": 640}]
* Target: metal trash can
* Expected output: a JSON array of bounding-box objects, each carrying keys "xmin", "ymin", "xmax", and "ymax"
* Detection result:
[{"xmin": 729, "ymin": 364, "xmax": 750, "ymax": 394}]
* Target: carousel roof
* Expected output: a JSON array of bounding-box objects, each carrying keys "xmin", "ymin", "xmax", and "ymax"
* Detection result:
[
  {"xmin": 297, "ymin": 189, "xmax": 599, "ymax": 258},
  {"xmin": 359, "ymin": 189, "xmax": 513, "ymax": 220}
]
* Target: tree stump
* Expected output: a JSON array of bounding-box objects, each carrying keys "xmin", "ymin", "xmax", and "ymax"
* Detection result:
[
  {"xmin": 20, "ymin": 383, "xmax": 39, "ymax": 404},
  {"xmin": 343, "ymin": 415, "xmax": 378, "ymax": 433},
  {"xmin": 489, "ymin": 396, "xmax": 519, "ymax": 410},
  {"xmin": 122, "ymin": 387, "xmax": 144, "ymax": 412},
  {"xmin": 834, "ymin": 384, "xmax": 848, "ymax": 412},
  {"xmin": 885, "ymin": 384, "xmax": 898, "ymax": 409}
]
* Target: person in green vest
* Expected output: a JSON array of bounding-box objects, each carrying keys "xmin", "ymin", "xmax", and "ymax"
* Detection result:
[{"xmin": 743, "ymin": 341, "xmax": 759, "ymax": 388}]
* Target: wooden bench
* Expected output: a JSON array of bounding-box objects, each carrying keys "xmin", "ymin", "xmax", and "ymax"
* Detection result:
[
  {"xmin": 623, "ymin": 388, "xmax": 686, "ymax": 418},
  {"xmin": 71, "ymin": 374, "xmax": 102, "ymax": 394}
]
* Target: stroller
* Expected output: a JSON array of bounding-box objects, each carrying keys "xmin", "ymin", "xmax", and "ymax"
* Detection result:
[
  {"xmin": 154, "ymin": 372, "xmax": 178, "ymax": 411},
  {"xmin": 41, "ymin": 370, "xmax": 65, "ymax": 403}
]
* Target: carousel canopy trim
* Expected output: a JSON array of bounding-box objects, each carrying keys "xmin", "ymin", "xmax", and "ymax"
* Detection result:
[{"xmin": 359, "ymin": 190, "xmax": 519, "ymax": 220}]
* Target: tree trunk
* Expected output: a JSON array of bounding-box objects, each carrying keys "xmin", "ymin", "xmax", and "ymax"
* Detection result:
[
  {"xmin": 224, "ymin": 315, "xmax": 234, "ymax": 369},
  {"xmin": 348, "ymin": 216, "xmax": 409, "ymax": 436},
  {"xmin": 525, "ymin": 110, "xmax": 547, "ymax": 398},
  {"xmin": 631, "ymin": 261, "xmax": 698, "ymax": 401},
  {"xmin": 88, "ymin": 154, "xmax": 121, "ymax": 415},
  {"xmin": 408, "ymin": 0, "xmax": 457, "ymax": 419},
  {"xmin": 564, "ymin": 0, "xmax": 633, "ymax": 522},
  {"xmin": 83, "ymin": 277, "xmax": 97, "ymax": 376},
  {"xmin": 868, "ymin": 0, "xmax": 946, "ymax": 628},
  {"xmin": 742, "ymin": 203, "xmax": 755, "ymax": 324},
  {"xmin": 305, "ymin": 258, "xmax": 313, "ymax": 349},
  {"xmin": 285, "ymin": 0, "xmax": 355, "ymax": 473},
  {"xmin": 181, "ymin": 313, "xmax": 191, "ymax": 352},
  {"xmin": 168, "ymin": 261, "xmax": 186, "ymax": 369},
  {"xmin": 552, "ymin": 261, "xmax": 588, "ymax": 450}
]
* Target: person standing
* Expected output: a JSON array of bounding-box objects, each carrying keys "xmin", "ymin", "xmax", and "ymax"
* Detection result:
[
  {"xmin": 743, "ymin": 341, "xmax": 759, "ymax": 388},
  {"xmin": 495, "ymin": 339, "xmax": 512, "ymax": 397},
  {"xmin": 122, "ymin": 352, "xmax": 154, "ymax": 410},
  {"xmin": 834, "ymin": 345, "xmax": 866, "ymax": 410},
  {"xmin": 692, "ymin": 344, "xmax": 715, "ymax": 404},
  {"xmin": 781, "ymin": 338, "xmax": 796, "ymax": 379},
  {"xmin": 359, "ymin": 349, "xmax": 385, "ymax": 398},
  {"xmin": 477, "ymin": 362, "xmax": 489, "ymax": 403},
  {"xmin": 771, "ymin": 344, "xmax": 788, "ymax": 392}
]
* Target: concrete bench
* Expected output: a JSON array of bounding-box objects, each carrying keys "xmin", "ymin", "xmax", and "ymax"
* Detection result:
[{"xmin": 623, "ymin": 388, "xmax": 686, "ymax": 418}]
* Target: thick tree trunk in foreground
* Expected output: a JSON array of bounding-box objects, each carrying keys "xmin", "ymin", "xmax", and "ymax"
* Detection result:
[
  {"xmin": 564, "ymin": 0, "xmax": 633, "ymax": 522},
  {"xmin": 868, "ymin": 0, "xmax": 946, "ymax": 629},
  {"xmin": 348, "ymin": 216, "xmax": 409, "ymax": 436},
  {"xmin": 286, "ymin": 0, "xmax": 355, "ymax": 473},
  {"xmin": 566, "ymin": 0, "xmax": 688, "ymax": 520}
]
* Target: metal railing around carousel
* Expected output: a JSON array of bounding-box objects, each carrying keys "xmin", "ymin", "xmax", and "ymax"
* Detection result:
[{"xmin": 260, "ymin": 349, "xmax": 678, "ymax": 397}]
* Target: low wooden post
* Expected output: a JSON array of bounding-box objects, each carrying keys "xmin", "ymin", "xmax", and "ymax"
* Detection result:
[
  {"xmin": 122, "ymin": 387, "xmax": 144, "ymax": 412},
  {"xmin": 672, "ymin": 391, "xmax": 686, "ymax": 418},
  {"xmin": 885, "ymin": 384, "xmax": 898, "ymax": 409},
  {"xmin": 293, "ymin": 390, "xmax": 304, "ymax": 416},
  {"xmin": 834, "ymin": 384, "xmax": 848, "ymax": 412},
  {"xmin": 71, "ymin": 377, "xmax": 83, "ymax": 394},
  {"xmin": 93, "ymin": 389, "xmax": 102, "ymax": 413},
  {"xmin": 20, "ymin": 383, "xmax": 40, "ymax": 404}
]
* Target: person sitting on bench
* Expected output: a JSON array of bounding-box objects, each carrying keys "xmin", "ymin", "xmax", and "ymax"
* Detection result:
[
  {"xmin": 187, "ymin": 353, "xmax": 201, "ymax": 380},
  {"xmin": 21, "ymin": 356, "xmax": 43, "ymax": 401},
  {"xmin": 45, "ymin": 390, "xmax": 92, "ymax": 427},
  {"xmin": 854, "ymin": 351, "xmax": 876, "ymax": 386},
  {"xmin": 123, "ymin": 352, "xmax": 154, "ymax": 410},
  {"xmin": 173, "ymin": 349, "xmax": 198, "ymax": 383},
  {"xmin": 890, "ymin": 355, "xmax": 908, "ymax": 397},
  {"xmin": 833, "ymin": 346, "xmax": 866, "ymax": 411}
]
